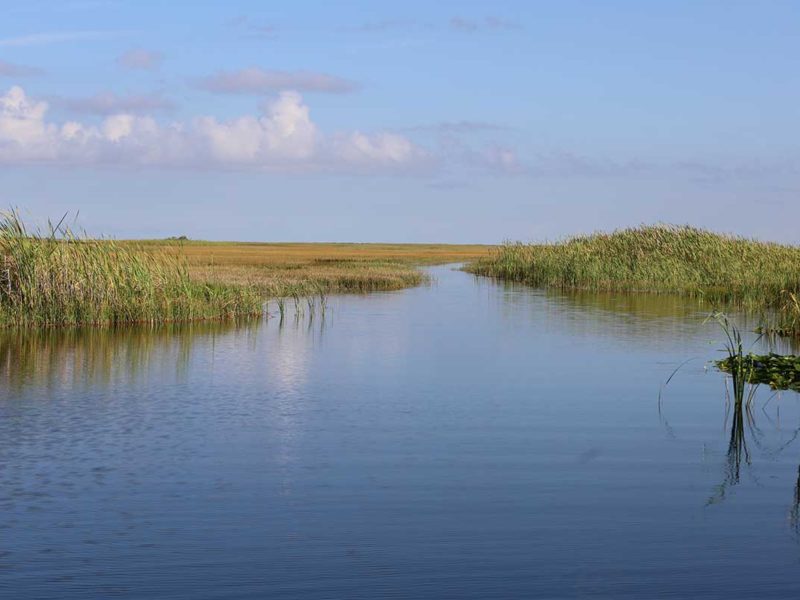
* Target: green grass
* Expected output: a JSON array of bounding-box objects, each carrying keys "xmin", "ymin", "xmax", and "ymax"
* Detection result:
[
  {"xmin": 0, "ymin": 210, "xmax": 263, "ymax": 327},
  {"xmin": 467, "ymin": 224, "xmax": 800, "ymax": 334}
]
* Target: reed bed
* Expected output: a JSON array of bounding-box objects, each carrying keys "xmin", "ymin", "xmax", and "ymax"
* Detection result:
[
  {"xmin": 190, "ymin": 259, "xmax": 426, "ymax": 298},
  {"xmin": 0, "ymin": 211, "xmax": 262, "ymax": 327},
  {"xmin": 138, "ymin": 240, "xmax": 491, "ymax": 297},
  {"xmin": 468, "ymin": 224, "xmax": 800, "ymax": 335}
]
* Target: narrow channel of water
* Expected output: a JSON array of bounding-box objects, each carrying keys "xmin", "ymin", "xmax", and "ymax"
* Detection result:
[{"xmin": 2, "ymin": 265, "xmax": 799, "ymax": 599}]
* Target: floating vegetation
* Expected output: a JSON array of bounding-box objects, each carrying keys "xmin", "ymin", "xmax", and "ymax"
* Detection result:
[
  {"xmin": 689, "ymin": 313, "xmax": 800, "ymax": 517},
  {"xmin": 716, "ymin": 353, "xmax": 800, "ymax": 392}
]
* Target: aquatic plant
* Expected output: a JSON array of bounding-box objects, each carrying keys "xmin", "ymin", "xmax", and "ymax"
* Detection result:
[
  {"xmin": 716, "ymin": 352, "xmax": 800, "ymax": 393},
  {"xmin": 468, "ymin": 225, "xmax": 800, "ymax": 335},
  {"xmin": 0, "ymin": 210, "xmax": 263, "ymax": 327},
  {"xmin": 711, "ymin": 312, "xmax": 760, "ymax": 402}
]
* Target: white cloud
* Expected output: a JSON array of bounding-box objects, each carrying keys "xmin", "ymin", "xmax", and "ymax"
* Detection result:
[
  {"xmin": 51, "ymin": 91, "xmax": 174, "ymax": 115},
  {"xmin": 0, "ymin": 85, "xmax": 427, "ymax": 173},
  {"xmin": 195, "ymin": 67, "xmax": 359, "ymax": 94},
  {"xmin": 194, "ymin": 92, "xmax": 318, "ymax": 163},
  {"xmin": 0, "ymin": 86, "xmax": 57, "ymax": 160},
  {"xmin": 333, "ymin": 132, "xmax": 420, "ymax": 165},
  {"xmin": 117, "ymin": 48, "xmax": 163, "ymax": 70}
]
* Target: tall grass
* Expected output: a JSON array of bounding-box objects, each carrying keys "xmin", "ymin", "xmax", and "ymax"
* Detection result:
[
  {"xmin": 0, "ymin": 210, "xmax": 263, "ymax": 327},
  {"xmin": 468, "ymin": 224, "xmax": 800, "ymax": 334},
  {"xmin": 137, "ymin": 238, "xmax": 488, "ymax": 297}
]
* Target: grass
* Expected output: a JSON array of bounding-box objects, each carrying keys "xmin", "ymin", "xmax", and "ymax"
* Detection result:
[
  {"xmin": 0, "ymin": 210, "xmax": 492, "ymax": 327},
  {"xmin": 136, "ymin": 240, "xmax": 493, "ymax": 297},
  {"xmin": 467, "ymin": 224, "xmax": 800, "ymax": 335},
  {"xmin": 0, "ymin": 210, "xmax": 262, "ymax": 327}
]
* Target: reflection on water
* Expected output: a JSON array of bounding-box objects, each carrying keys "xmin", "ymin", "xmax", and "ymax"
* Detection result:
[
  {"xmin": 793, "ymin": 466, "xmax": 800, "ymax": 534},
  {"xmin": 699, "ymin": 369, "xmax": 800, "ymax": 535},
  {"xmin": 4, "ymin": 265, "xmax": 800, "ymax": 599},
  {"xmin": 0, "ymin": 319, "xmax": 263, "ymax": 394},
  {"xmin": 708, "ymin": 386, "xmax": 756, "ymax": 505},
  {"xmin": 486, "ymin": 277, "xmax": 800, "ymax": 353}
]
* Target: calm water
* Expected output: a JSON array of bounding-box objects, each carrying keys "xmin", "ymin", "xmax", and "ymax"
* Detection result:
[{"xmin": 2, "ymin": 266, "xmax": 800, "ymax": 599}]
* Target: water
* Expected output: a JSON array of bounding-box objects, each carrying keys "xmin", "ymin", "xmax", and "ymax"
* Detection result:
[{"xmin": 2, "ymin": 266, "xmax": 800, "ymax": 599}]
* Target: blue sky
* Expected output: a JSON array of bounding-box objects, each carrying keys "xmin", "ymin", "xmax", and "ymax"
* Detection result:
[{"xmin": 1, "ymin": 0, "xmax": 798, "ymax": 243}]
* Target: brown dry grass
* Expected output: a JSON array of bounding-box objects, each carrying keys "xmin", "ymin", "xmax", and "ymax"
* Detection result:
[{"xmin": 136, "ymin": 241, "xmax": 493, "ymax": 296}]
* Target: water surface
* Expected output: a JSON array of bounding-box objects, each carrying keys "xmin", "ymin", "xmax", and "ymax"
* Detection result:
[{"xmin": 2, "ymin": 266, "xmax": 800, "ymax": 599}]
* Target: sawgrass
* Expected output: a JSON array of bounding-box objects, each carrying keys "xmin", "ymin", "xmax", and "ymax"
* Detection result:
[
  {"xmin": 137, "ymin": 240, "xmax": 493, "ymax": 297},
  {"xmin": 468, "ymin": 224, "xmax": 800, "ymax": 335},
  {"xmin": 0, "ymin": 211, "xmax": 262, "ymax": 327},
  {"xmin": 1, "ymin": 210, "xmax": 492, "ymax": 327}
]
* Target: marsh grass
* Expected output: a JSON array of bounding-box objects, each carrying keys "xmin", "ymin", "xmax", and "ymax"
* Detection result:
[
  {"xmin": 138, "ymin": 240, "xmax": 492, "ymax": 297},
  {"xmin": 0, "ymin": 210, "xmax": 262, "ymax": 327},
  {"xmin": 468, "ymin": 224, "xmax": 800, "ymax": 335},
  {"xmin": 711, "ymin": 312, "xmax": 760, "ymax": 402}
]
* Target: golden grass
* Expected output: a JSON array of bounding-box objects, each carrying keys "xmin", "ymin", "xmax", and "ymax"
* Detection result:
[
  {"xmin": 1, "ymin": 205, "xmax": 491, "ymax": 328},
  {"xmin": 136, "ymin": 241, "xmax": 493, "ymax": 296}
]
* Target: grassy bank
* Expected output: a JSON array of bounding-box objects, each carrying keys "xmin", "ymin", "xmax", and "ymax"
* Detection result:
[
  {"xmin": 467, "ymin": 225, "xmax": 800, "ymax": 334},
  {"xmin": 138, "ymin": 240, "xmax": 493, "ymax": 297},
  {"xmin": 0, "ymin": 212, "xmax": 262, "ymax": 327},
  {"xmin": 1, "ymin": 211, "xmax": 493, "ymax": 327}
]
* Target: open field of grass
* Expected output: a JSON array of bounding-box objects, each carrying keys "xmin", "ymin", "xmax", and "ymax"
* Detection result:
[
  {"xmin": 0, "ymin": 212, "xmax": 262, "ymax": 327},
  {"xmin": 0, "ymin": 210, "xmax": 492, "ymax": 327},
  {"xmin": 137, "ymin": 240, "xmax": 493, "ymax": 297},
  {"xmin": 467, "ymin": 225, "xmax": 800, "ymax": 335}
]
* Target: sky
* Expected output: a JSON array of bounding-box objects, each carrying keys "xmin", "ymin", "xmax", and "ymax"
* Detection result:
[{"xmin": 0, "ymin": 0, "xmax": 798, "ymax": 243}]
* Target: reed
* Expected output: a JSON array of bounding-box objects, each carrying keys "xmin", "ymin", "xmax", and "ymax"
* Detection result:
[
  {"xmin": 0, "ymin": 210, "xmax": 262, "ymax": 327},
  {"xmin": 138, "ymin": 239, "xmax": 492, "ymax": 296},
  {"xmin": 468, "ymin": 224, "xmax": 800, "ymax": 334}
]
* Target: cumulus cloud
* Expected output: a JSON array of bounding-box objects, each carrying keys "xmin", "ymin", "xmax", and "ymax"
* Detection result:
[
  {"xmin": 194, "ymin": 91, "xmax": 318, "ymax": 163},
  {"xmin": 0, "ymin": 85, "xmax": 427, "ymax": 172},
  {"xmin": 194, "ymin": 67, "xmax": 359, "ymax": 94},
  {"xmin": 0, "ymin": 59, "xmax": 43, "ymax": 77},
  {"xmin": 51, "ymin": 91, "xmax": 174, "ymax": 115},
  {"xmin": 117, "ymin": 48, "xmax": 163, "ymax": 70},
  {"xmin": 332, "ymin": 132, "xmax": 420, "ymax": 166}
]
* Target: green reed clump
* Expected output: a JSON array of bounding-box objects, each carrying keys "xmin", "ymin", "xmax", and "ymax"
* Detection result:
[
  {"xmin": 716, "ymin": 352, "xmax": 800, "ymax": 393},
  {"xmin": 468, "ymin": 224, "xmax": 800, "ymax": 335},
  {"xmin": 0, "ymin": 210, "xmax": 263, "ymax": 327},
  {"xmin": 711, "ymin": 312, "xmax": 759, "ymax": 401}
]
